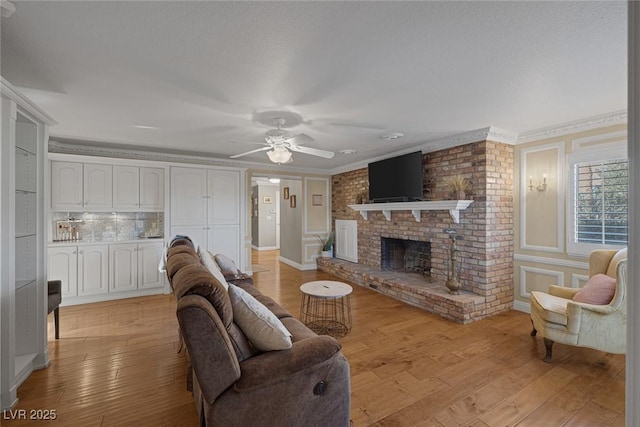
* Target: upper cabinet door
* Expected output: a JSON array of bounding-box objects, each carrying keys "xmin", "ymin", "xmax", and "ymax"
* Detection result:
[
  {"xmin": 113, "ymin": 166, "xmax": 140, "ymax": 210},
  {"xmin": 84, "ymin": 164, "xmax": 113, "ymax": 209},
  {"xmin": 51, "ymin": 161, "xmax": 84, "ymax": 210},
  {"xmin": 171, "ymin": 167, "xmax": 207, "ymax": 225},
  {"xmin": 140, "ymin": 167, "xmax": 164, "ymax": 211},
  {"xmin": 207, "ymin": 170, "xmax": 240, "ymax": 224}
]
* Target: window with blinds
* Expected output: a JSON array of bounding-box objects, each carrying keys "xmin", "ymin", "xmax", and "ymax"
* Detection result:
[{"xmin": 574, "ymin": 158, "xmax": 628, "ymax": 245}]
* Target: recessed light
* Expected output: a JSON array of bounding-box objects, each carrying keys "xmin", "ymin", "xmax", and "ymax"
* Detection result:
[
  {"xmin": 268, "ymin": 178, "xmax": 281, "ymax": 183},
  {"xmin": 339, "ymin": 149, "xmax": 357, "ymax": 154},
  {"xmin": 381, "ymin": 132, "xmax": 404, "ymax": 140}
]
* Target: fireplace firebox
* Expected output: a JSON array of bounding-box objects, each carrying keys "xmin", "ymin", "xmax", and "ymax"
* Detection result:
[{"xmin": 381, "ymin": 237, "xmax": 431, "ymax": 276}]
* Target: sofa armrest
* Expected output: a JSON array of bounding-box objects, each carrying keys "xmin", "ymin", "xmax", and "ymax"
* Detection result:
[
  {"xmin": 548, "ymin": 285, "xmax": 580, "ymax": 299},
  {"xmin": 234, "ymin": 335, "xmax": 341, "ymax": 392}
]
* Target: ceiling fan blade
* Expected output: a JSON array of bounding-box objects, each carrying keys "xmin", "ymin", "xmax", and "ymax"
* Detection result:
[
  {"xmin": 288, "ymin": 144, "xmax": 335, "ymax": 159},
  {"xmin": 229, "ymin": 146, "xmax": 272, "ymax": 159},
  {"xmin": 228, "ymin": 139, "xmax": 269, "ymax": 146},
  {"xmin": 286, "ymin": 133, "xmax": 315, "ymax": 146}
]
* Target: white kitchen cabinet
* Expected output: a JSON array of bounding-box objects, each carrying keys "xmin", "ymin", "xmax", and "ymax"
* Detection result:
[
  {"xmin": 208, "ymin": 170, "xmax": 240, "ymax": 224},
  {"xmin": 171, "ymin": 167, "xmax": 207, "ymax": 225},
  {"xmin": 140, "ymin": 167, "xmax": 164, "ymax": 210},
  {"xmin": 78, "ymin": 245, "xmax": 109, "ymax": 296},
  {"xmin": 1, "ymin": 80, "xmax": 55, "ymax": 410},
  {"xmin": 51, "ymin": 161, "xmax": 83, "ymax": 210},
  {"xmin": 48, "ymin": 246, "xmax": 79, "ymax": 297},
  {"xmin": 170, "ymin": 167, "xmax": 242, "ymax": 267},
  {"xmin": 113, "ymin": 165, "xmax": 140, "ymax": 210},
  {"xmin": 83, "ymin": 163, "xmax": 113, "ymax": 209},
  {"xmin": 138, "ymin": 241, "xmax": 165, "ymax": 289},
  {"xmin": 113, "ymin": 166, "xmax": 164, "ymax": 211},
  {"xmin": 109, "ymin": 243, "xmax": 138, "ymax": 292},
  {"xmin": 48, "ymin": 244, "xmax": 109, "ymax": 297}
]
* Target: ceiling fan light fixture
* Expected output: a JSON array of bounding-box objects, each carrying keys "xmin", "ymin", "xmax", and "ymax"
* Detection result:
[{"xmin": 266, "ymin": 146, "xmax": 292, "ymax": 164}]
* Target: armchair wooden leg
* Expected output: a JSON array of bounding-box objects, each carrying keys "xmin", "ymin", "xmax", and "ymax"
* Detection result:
[
  {"xmin": 543, "ymin": 338, "xmax": 554, "ymax": 363},
  {"xmin": 54, "ymin": 307, "xmax": 60, "ymax": 339},
  {"xmin": 530, "ymin": 319, "xmax": 537, "ymax": 336}
]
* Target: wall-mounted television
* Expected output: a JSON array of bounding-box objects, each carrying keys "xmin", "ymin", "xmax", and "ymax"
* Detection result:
[{"xmin": 368, "ymin": 151, "xmax": 424, "ymax": 203}]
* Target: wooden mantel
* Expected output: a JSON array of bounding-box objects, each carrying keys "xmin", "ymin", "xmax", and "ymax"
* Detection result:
[{"xmin": 348, "ymin": 200, "xmax": 474, "ymax": 224}]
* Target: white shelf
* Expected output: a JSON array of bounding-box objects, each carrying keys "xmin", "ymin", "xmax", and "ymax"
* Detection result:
[{"xmin": 348, "ymin": 200, "xmax": 474, "ymax": 224}]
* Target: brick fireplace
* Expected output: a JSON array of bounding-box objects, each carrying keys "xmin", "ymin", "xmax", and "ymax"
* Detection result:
[
  {"xmin": 318, "ymin": 140, "xmax": 514, "ymax": 323},
  {"xmin": 381, "ymin": 237, "xmax": 431, "ymax": 276}
]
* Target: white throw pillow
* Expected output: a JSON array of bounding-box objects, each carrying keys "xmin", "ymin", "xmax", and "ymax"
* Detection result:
[
  {"xmin": 198, "ymin": 248, "xmax": 229, "ymax": 291},
  {"xmin": 228, "ymin": 284, "xmax": 292, "ymax": 351}
]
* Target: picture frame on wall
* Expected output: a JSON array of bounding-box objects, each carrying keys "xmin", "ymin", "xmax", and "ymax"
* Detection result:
[
  {"xmin": 312, "ymin": 194, "xmax": 323, "ymax": 206},
  {"xmin": 263, "ymin": 196, "xmax": 272, "ymax": 204},
  {"xmin": 290, "ymin": 195, "xmax": 296, "ymax": 208},
  {"xmin": 283, "ymin": 187, "xmax": 289, "ymax": 199}
]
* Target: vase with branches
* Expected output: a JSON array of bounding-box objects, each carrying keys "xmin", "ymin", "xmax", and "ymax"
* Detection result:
[{"xmin": 444, "ymin": 174, "xmax": 471, "ymax": 200}]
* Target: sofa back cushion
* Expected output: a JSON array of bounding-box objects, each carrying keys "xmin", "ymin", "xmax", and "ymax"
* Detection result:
[
  {"xmin": 172, "ymin": 264, "xmax": 233, "ymax": 328},
  {"xmin": 166, "ymin": 246, "xmax": 199, "ymax": 283}
]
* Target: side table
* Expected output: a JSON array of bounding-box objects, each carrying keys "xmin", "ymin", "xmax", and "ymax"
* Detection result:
[{"xmin": 299, "ymin": 280, "xmax": 353, "ymax": 338}]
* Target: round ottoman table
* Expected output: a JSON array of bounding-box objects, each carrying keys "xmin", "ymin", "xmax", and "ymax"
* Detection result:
[{"xmin": 299, "ymin": 280, "xmax": 353, "ymax": 338}]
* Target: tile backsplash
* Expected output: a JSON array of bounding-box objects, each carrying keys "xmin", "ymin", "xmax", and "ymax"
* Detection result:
[{"xmin": 51, "ymin": 212, "xmax": 164, "ymax": 242}]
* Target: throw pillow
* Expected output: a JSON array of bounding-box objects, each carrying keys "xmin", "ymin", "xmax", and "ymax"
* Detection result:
[
  {"xmin": 573, "ymin": 273, "xmax": 617, "ymax": 305},
  {"xmin": 228, "ymin": 284, "xmax": 292, "ymax": 351},
  {"xmin": 214, "ymin": 253, "xmax": 240, "ymax": 276},
  {"xmin": 198, "ymin": 248, "xmax": 229, "ymax": 291}
]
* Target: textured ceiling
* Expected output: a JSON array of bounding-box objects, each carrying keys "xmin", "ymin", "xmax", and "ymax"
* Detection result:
[{"xmin": 0, "ymin": 1, "xmax": 627, "ymax": 171}]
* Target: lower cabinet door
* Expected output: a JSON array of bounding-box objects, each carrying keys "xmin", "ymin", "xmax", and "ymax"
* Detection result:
[
  {"xmin": 138, "ymin": 241, "xmax": 165, "ymax": 289},
  {"xmin": 78, "ymin": 245, "xmax": 109, "ymax": 296},
  {"xmin": 109, "ymin": 243, "xmax": 138, "ymax": 292},
  {"xmin": 48, "ymin": 245, "xmax": 78, "ymax": 298}
]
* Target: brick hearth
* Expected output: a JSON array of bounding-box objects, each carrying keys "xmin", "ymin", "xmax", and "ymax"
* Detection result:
[
  {"xmin": 317, "ymin": 257, "xmax": 486, "ymax": 323},
  {"xmin": 323, "ymin": 140, "xmax": 514, "ymax": 323}
]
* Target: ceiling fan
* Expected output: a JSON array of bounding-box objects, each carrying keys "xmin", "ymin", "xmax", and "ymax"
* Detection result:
[{"xmin": 230, "ymin": 118, "xmax": 335, "ymax": 164}]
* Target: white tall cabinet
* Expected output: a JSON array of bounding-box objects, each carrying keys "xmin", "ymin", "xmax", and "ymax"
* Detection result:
[
  {"xmin": 170, "ymin": 166, "xmax": 243, "ymax": 267},
  {"xmin": 1, "ymin": 78, "xmax": 56, "ymax": 410}
]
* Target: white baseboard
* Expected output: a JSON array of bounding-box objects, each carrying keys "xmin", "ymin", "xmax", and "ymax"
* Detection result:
[
  {"xmin": 513, "ymin": 299, "xmax": 531, "ymax": 314},
  {"xmin": 279, "ymin": 256, "xmax": 317, "ymax": 271},
  {"xmin": 60, "ymin": 287, "xmax": 167, "ymax": 307},
  {"xmin": 252, "ymin": 245, "xmax": 278, "ymax": 251}
]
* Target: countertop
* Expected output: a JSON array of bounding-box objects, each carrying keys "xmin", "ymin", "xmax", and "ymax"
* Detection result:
[{"xmin": 48, "ymin": 237, "xmax": 165, "ymax": 247}]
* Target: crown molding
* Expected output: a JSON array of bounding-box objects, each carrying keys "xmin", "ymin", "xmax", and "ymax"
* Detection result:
[
  {"xmin": 517, "ymin": 110, "xmax": 628, "ymax": 144},
  {"xmin": 1, "ymin": 77, "xmax": 57, "ymax": 125},
  {"xmin": 328, "ymin": 126, "xmax": 518, "ymax": 175},
  {"xmin": 47, "ymin": 139, "xmax": 329, "ymax": 175}
]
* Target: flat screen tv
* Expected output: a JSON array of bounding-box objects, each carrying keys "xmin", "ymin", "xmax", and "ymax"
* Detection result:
[{"xmin": 368, "ymin": 151, "xmax": 423, "ymax": 203}]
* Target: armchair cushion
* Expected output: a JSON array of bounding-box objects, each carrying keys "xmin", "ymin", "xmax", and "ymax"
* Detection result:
[
  {"xmin": 573, "ymin": 273, "xmax": 616, "ymax": 305},
  {"xmin": 228, "ymin": 284, "xmax": 292, "ymax": 351},
  {"xmin": 530, "ymin": 291, "xmax": 568, "ymax": 325}
]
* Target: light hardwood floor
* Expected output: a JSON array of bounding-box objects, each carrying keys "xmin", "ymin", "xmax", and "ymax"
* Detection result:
[{"xmin": 5, "ymin": 250, "xmax": 625, "ymax": 426}]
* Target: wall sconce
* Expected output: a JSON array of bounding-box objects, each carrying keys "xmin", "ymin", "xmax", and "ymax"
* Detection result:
[{"xmin": 529, "ymin": 174, "xmax": 548, "ymax": 192}]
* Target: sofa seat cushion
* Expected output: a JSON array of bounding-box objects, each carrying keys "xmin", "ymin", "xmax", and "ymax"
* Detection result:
[
  {"xmin": 280, "ymin": 317, "xmax": 317, "ymax": 342},
  {"xmin": 234, "ymin": 283, "xmax": 293, "ymax": 319},
  {"xmin": 530, "ymin": 291, "xmax": 568, "ymax": 326},
  {"xmin": 228, "ymin": 284, "xmax": 292, "ymax": 351}
]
